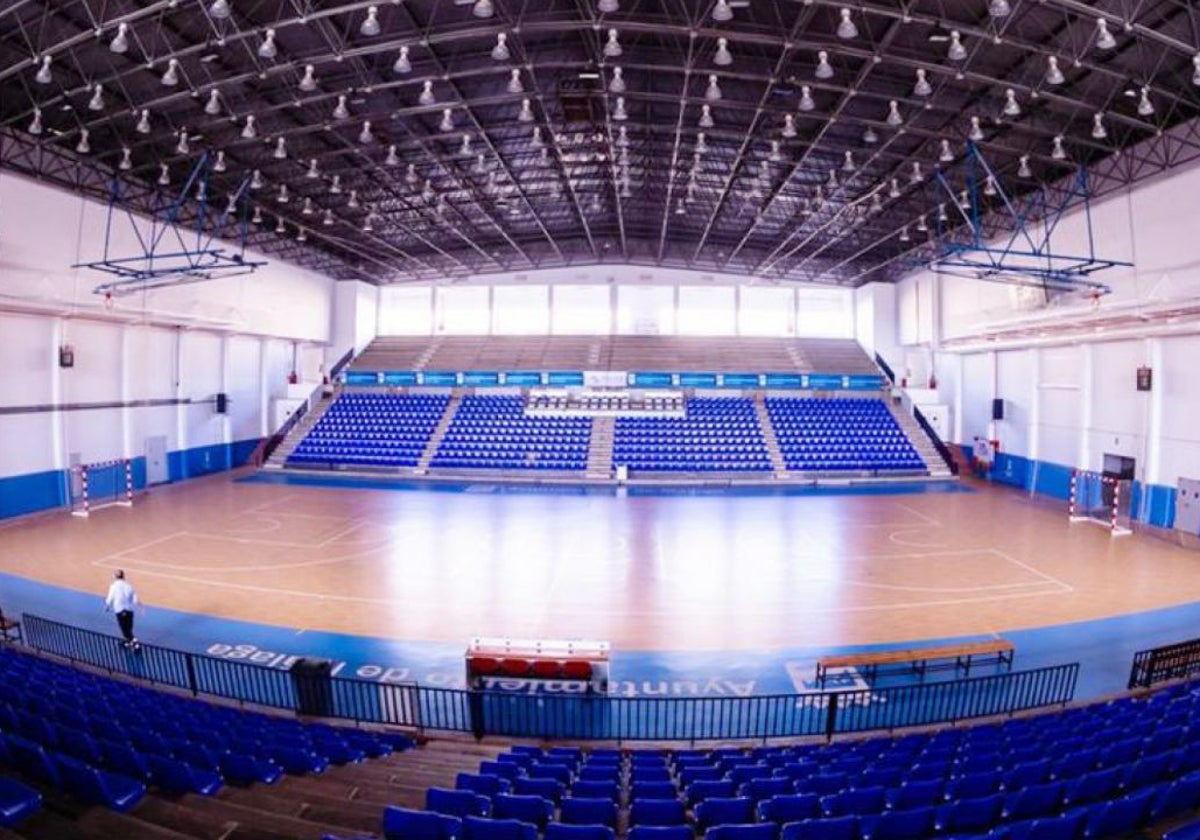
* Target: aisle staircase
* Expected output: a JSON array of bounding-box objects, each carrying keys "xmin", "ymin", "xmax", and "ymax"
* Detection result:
[
  {"xmin": 415, "ymin": 391, "xmax": 463, "ymax": 474},
  {"xmin": 586, "ymin": 416, "xmax": 614, "ymax": 479},
  {"xmin": 263, "ymin": 390, "xmax": 339, "ymax": 470},
  {"xmin": 889, "ymin": 401, "xmax": 956, "ymax": 478},
  {"xmin": 753, "ymin": 396, "xmax": 790, "ymax": 480}
]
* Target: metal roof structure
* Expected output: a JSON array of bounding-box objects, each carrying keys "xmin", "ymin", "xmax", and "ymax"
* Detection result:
[{"xmin": 2, "ymin": 0, "xmax": 1199, "ymax": 286}]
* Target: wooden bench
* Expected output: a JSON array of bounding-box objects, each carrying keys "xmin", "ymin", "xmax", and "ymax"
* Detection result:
[
  {"xmin": 815, "ymin": 639, "xmax": 1014, "ymax": 688},
  {"xmin": 0, "ymin": 610, "xmax": 20, "ymax": 644}
]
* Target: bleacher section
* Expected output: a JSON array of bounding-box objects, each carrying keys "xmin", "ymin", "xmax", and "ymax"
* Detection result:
[
  {"xmin": 374, "ymin": 682, "xmax": 1200, "ymax": 840},
  {"xmin": 767, "ymin": 398, "xmax": 925, "ymax": 474},
  {"xmin": 613, "ymin": 398, "xmax": 772, "ymax": 473},
  {"xmin": 288, "ymin": 392, "xmax": 449, "ymax": 468},
  {"xmin": 350, "ymin": 336, "xmax": 880, "ymax": 375},
  {"xmin": 430, "ymin": 396, "xmax": 593, "ymax": 471}
]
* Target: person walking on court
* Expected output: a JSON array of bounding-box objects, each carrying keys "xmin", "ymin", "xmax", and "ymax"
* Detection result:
[{"xmin": 104, "ymin": 569, "xmax": 141, "ymax": 650}]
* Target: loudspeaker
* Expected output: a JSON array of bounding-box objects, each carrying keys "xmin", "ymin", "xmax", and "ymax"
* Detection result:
[
  {"xmin": 58, "ymin": 345, "xmax": 75, "ymax": 368},
  {"xmin": 992, "ymin": 398, "xmax": 1005, "ymax": 421},
  {"xmin": 215, "ymin": 393, "xmax": 228, "ymax": 414}
]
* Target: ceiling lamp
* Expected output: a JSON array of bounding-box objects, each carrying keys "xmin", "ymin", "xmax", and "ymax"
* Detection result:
[
  {"xmin": 75, "ymin": 129, "xmax": 90, "ymax": 154},
  {"xmin": 913, "ymin": 68, "xmax": 932, "ymax": 97},
  {"xmin": 252, "ymin": 206, "xmax": 263, "ymax": 224},
  {"xmin": 258, "ymin": 29, "xmax": 277, "ymax": 58},
  {"xmin": 613, "ymin": 97, "xmax": 628, "ymax": 121},
  {"xmin": 214, "ymin": 150, "xmax": 227, "ymax": 171},
  {"xmin": 299, "ymin": 64, "xmax": 317, "ymax": 92},
  {"xmin": 333, "ymin": 94, "xmax": 350, "ymax": 120},
  {"xmin": 988, "ymin": 0, "xmax": 1010, "ymax": 17},
  {"xmin": 507, "ymin": 68, "xmax": 524, "ymax": 94},
  {"xmin": 307, "ymin": 158, "xmax": 320, "ymax": 178},
  {"xmin": 938, "ymin": 139, "xmax": 954, "ymax": 162},
  {"xmin": 841, "ymin": 150, "xmax": 855, "ymax": 172},
  {"xmin": 250, "ymin": 169, "xmax": 263, "ymax": 189},
  {"xmin": 348, "ymin": 190, "xmax": 361, "ymax": 209},
  {"xmin": 798, "ymin": 85, "xmax": 815, "ymax": 111},
  {"xmin": 598, "ymin": 0, "xmax": 619, "ymax": 12},
  {"xmin": 1091, "ymin": 112, "xmax": 1107, "ymax": 139},
  {"xmin": 241, "ymin": 115, "xmax": 258, "ymax": 138},
  {"xmin": 88, "ymin": 83, "xmax": 105, "ymax": 111},
  {"xmin": 359, "ymin": 121, "xmax": 373, "ymax": 144},
  {"xmin": 277, "ymin": 184, "xmax": 289, "ymax": 203},
  {"xmin": 492, "ymin": 33, "xmax": 510, "ymax": 62},
  {"xmin": 518, "ymin": 98, "xmax": 534, "ymax": 122},
  {"xmin": 1138, "ymin": 87, "xmax": 1154, "ymax": 117},
  {"xmin": 983, "ymin": 175, "xmax": 997, "ymax": 196},
  {"xmin": 119, "ymin": 148, "xmax": 132, "ymax": 170},
  {"xmin": 209, "ymin": 0, "xmax": 232, "ymax": 20},
  {"xmin": 836, "ymin": 8, "xmax": 858, "ymax": 40},
  {"xmin": 958, "ymin": 189, "xmax": 970, "ymax": 210},
  {"xmin": 176, "ymin": 130, "xmax": 190, "ymax": 154},
  {"xmin": 712, "ymin": 0, "xmax": 734, "ymax": 23},
  {"xmin": 275, "ymin": 217, "xmax": 286, "ymax": 234},
  {"xmin": 617, "ymin": 125, "xmax": 629, "ymax": 146},
  {"xmin": 1194, "ymin": 54, "xmax": 1200, "ymax": 86},
  {"xmin": 698, "ymin": 104, "xmax": 714, "ymax": 128},
  {"xmin": 439, "ymin": 108, "xmax": 454, "ymax": 132},
  {"xmin": 899, "ymin": 226, "xmax": 910, "ymax": 243},
  {"xmin": 1094, "ymin": 18, "xmax": 1116, "ymax": 51},
  {"xmin": 27, "ymin": 108, "xmax": 42, "ymax": 135},
  {"xmin": 331, "ymin": 174, "xmax": 343, "ymax": 193},
  {"xmin": 814, "ymin": 50, "xmax": 833, "ymax": 80},
  {"xmin": 609, "ymin": 66, "xmax": 626, "ymax": 94},
  {"xmin": 204, "ymin": 89, "xmax": 221, "ymax": 116},
  {"xmin": 968, "ymin": 116, "xmax": 984, "ymax": 141},
  {"xmin": 405, "ymin": 164, "xmax": 418, "ymax": 184},
  {"xmin": 273, "ymin": 137, "xmax": 287, "ymax": 159},
  {"xmin": 604, "ymin": 29, "xmax": 622, "ymax": 57},
  {"xmin": 937, "ymin": 203, "xmax": 948, "ymax": 223},
  {"xmin": 136, "ymin": 109, "xmax": 151, "ymax": 134},
  {"xmin": 696, "ymin": 132, "xmax": 709, "ymax": 153},
  {"xmin": 35, "ymin": 55, "xmax": 52, "ymax": 84},
  {"xmin": 296, "ymin": 227, "xmax": 307, "ymax": 242},
  {"xmin": 781, "ymin": 114, "xmax": 797, "ymax": 138},
  {"xmin": 158, "ymin": 164, "xmax": 170, "ymax": 186},
  {"xmin": 460, "ymin": 133, "xmax": 472, "ymax": 155},
  {"xmin": 386, "ymin": 145, "xmax": 400, "ymax": 166},
  {"xmin": 916, "ymin": 213, "xmax": 927, "ymax": 232},
  {"xmin": 1018, "ymin": 155, "xmax": 1032, "ymax": 177},
  {"xmin": 360, "ymin": 6, "xmax": 381, "ymax": 37},
  {"xmin": 886, "ymin": 100, "xmax": 902, "ymax": 127},
  {"xmin": 109, "ymin": 23, "xmax": 130, "ymax": 55},
  {"xmin": 947, "ymin": 31, "xmax": 967, "ymax": 61},
  {"xmin": 419, "ymin": 80, "xmax": 436, "ymax": 106},
  {"xmin": 909, "ymin": 161, "xmax": 922, "ymax": 183},
  {"xmin": 531, "ymin": 126, "xmax": 545, "ymax": 147},
  {"xmin": 826, "ymin": 169, "xmax": 838, "ymax": 189},
  {"xmin": 888, "ymin": 178, "xmax": 900, "ymax": 198},
  {"xmin": 473, "ymin": 0, "xmax": 494, "ymax": 18},
  {"xmin": 473, "ymin": 153, "xmax": 488, "ymax": 174},
  {"xmin": 1045, "ymin": 56, "xmax": 1064, "ymax": 86},
  {"xmin": 1051, "ymin": 135, "xmax": 1066, "ymax": 160},
  {"xmin": 1002, "ymin": 88, "xmax": 1020, "ymax": 117},
  {"xmin": 394, "ymin": 46, "xmax": 412, "ymax": 74},
  {"xmin": 714, "ymin": 38, "xmax": 733, "ymax": 66},
  {"xmin": 161, "ymin": 58, "xmax": 180, "ymax": 86},
  {"xmin": 705, "ymin": 74, "xmax": 722, "ymax": 101},
  {"xmin": 323, "ymin": 209, "xmax": 334, "ymax": 226},
  {"xmin": 862, "ymin": 126, "xmax": 878, "ymax": 144},
  {"xmin": 421, "ymin": 179, "xmax": 435, "ymax": 201}
]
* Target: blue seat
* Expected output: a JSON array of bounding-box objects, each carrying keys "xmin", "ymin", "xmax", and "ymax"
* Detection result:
[
  {"xmin": 480, "ymin": 761, "xmax": 524, "ymax": 781},
  {"xmin": 629, "ymin": 798, "xmax": 688, "ymax": 827},
  {"xmin": 383, "ymin": 806, "xmax": 462, "ymax": 840},
  {"xmin": 459, "ymin": 773, "xmax": 513, "ymax": 797},
  {"xmin": 632, "ymin": 767, "xmax": 674, "ymax": 783},
  {"xmin": 577, "ymin": 767, "xmax": 621, "ymax": 783},
  {"xmin": 274, "ymin": 746, "xmax": 330, "ymax": 776},
  {"xmin": 1003, "ymin": 782, "xmax": 1064, "ymax": 821},
  {"xmin": 55, "ymin": 754, "xmax": 146, "ymax": 812},
  {"xmin": 147, "ymin": 754, "xmax": 223, "ymax": 796},
  {"xmin": 628, "ymin": 827, "xmax": 695, "ymax": 840},
  {"xmin": 427, "ymin": 787, "xmax": 492, "ymax": 819},
  {"xmin": 757, "ymin": 793, "xmax": 821, "ymax": 824},
  {"xmin": 779, "ymin": 816, "xmax": 860, "ymax": 840},
  {"xmin": 934, "ymin": 793, "xmax": 1004, "ymax": 834},
  {"xmin": 862, "ymin": 807, "xmax": 934, "ymax": 840},
  {"xmin": 572, "ymin": 780, "xmax": 619, "ymax": 801},
  {"xmin": 1062, "ymin": 768, "xmax": 1122, "ymax": 807},
  {"xmin": 460, "ymin": 816, "xmax": 539, "ymax": 840},
  {"xmin": 944, "ymin": 772, "xmax": 1001, "ymax": 801},
  {"xmin": 695, "ymin": 796, "xmax": 754, "ymax": 831},
  {"xmin": 1151, "ymin": 772, "xmax": 1200, "ymax": 821},
  {"xmin": 822, "ymin": 786, "xmax": 887, "ymax": 817},
  {"xmin": 100, "ymin": 741, "xmax": 153, "ymax": 783},
  {"xmin": 545, "ymin": 825, "xmax": 615, "ymax": 840},
  {"xmin": 689, "ymin": 780, "xmax": 738, "ymax": 806},
  {"xmin": 528, "ymin": 763, "xmax": 574, "ymax": 784},
  {"xmin": 492, "ymin": 794, "xmax": 554, "ymax": 829},
  {"xmin": 632, "ymin": 781, "xmax": 678, "ymax": 800},
  {"xmin": 706, "ymin": 824, "xmax": 779, "ymax": 840},
  {"xmin": 886, "ymin": 780, "xmax": 943, "ymax": 810},
  {"xmin": 559, "ymin": 797, "xmax": 618, "ymax": 828},
  {"xmin": 7, "ymin": 736, "xmax": 61, "ymax": 786},
  {"xmin": 0, "ymin": 778, "xmax": 42, "ymax": 829},
  {"xmin": 741, "ymin": 778, "xmax": 793, "ymax": 804},
  {"xmin": 513, "ymin": 777, "xmax": 565, "ymax": 803},
  {"xmin": 219, "ymin": 752, "xmax": 284, "ymax": 786}
]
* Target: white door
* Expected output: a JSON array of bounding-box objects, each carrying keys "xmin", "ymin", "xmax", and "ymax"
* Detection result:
[{"xmin": 145, "ymin": 436, "xmax": 169, "ymax": 485}]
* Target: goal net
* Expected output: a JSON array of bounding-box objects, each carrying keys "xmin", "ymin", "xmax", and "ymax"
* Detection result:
[
  {"xmin": 71, "ymin": 459, "xmax": 134, "ymax": 518},
  {"xmin": 1068, "ymin": 470, "xmax": 1132, "ymax": 536}
]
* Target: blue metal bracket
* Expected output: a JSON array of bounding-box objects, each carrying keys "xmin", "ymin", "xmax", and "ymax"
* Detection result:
[
  {"xmin": 921, "ymin": 141, "xmax": 1131, "ymax": 295},
  {"xmin": 73, "ymin": 153, "xmax": 266, "ymax": 296}
]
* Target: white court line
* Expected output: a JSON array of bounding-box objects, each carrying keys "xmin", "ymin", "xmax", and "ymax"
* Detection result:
[
  {"xmin": 886, "ymin": 529, "xmax": 949, "ymax": 549},
  {"xmin": 93, "ymin": 535, "xmax": 393, "ymax": 574},
  {"xmin": 988, "ymin": 548, "xmax": 1075, "ymax": 592},
  {"xmin": 894, "ymin": 501, "xmax": 942, "ymax": 528},
  {"xmin": 222, "ymin": 517, "xmax": 284, "ymax": 536},
  {"xmin": 88, "ymin": 532, "xmax": 187, "ymax": 568}
]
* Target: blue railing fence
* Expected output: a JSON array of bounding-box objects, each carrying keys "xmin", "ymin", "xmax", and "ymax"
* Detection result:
[{"xmin": 20, "ymin": 614, "xmax": 1079, "ymax": 742}]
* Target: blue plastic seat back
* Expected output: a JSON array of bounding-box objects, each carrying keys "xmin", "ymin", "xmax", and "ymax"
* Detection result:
[
  {"xmin": 461, "ymin": 816, "xmax": 540, "ymax": 840},
  {"xmin": 427, "ymin": 787, "xmax": 492, "ymax": 818},
  {"xmin": 55, "ymin": 753, "xmax": 146, "ymax": 812},
  {"xmin": 632, "ymin": 781, "xmax": 678, "ymax": 801},
  {"xmin": 630, "ymin": 798, "xmax": 688, "ymax": 827},
  {"xmin": 1082, "ymin": 791, "xmax": 1152, "ymax": 840},
  {"xmin": 383, "ymin": 807, "xmax": 462, "ymax": 840},
  {"xmin": 0, "ymin": 777, "xmax": 42, "ymax": 829},
  {"xmin": 458, "ymin": 773, "xmax": 513, "ymax": 797},
  {"xmin": 866, "ymin": 807, "xmax": 935, "ymax": 840},
  {"xmin": 689, "ymin": 780, "xmax": 737, "ymax": 806},
  {"xmin": 628, "ymin": 826, "xmax": 695, "ymax": 840},
  {"xmin": 544, "ymin": 824, "xmax": 615, "ymax": 840},
  {"xmin": 886, "ymin": 779, "xmax": 943, "ymax": 810},
  {"xmin": 779, "ymin": 816, "xmax": 859, "ymax": 840},
  {"xmin": 757, "ymin": 794, "xmax": 821, "ymax": 824},
  {"xmin": 572, "ymin": 780, "xmax": 619, "ymax": 801},
  {"xmin": 695, "ymin": 796, "xmax": 754, "ymax": 831},
  {"xmin": 513, "ymin": 777, "xmax": 566, "ymax": 803},
  {"xmin": 559, "ymin": 797, "xmax": 618, "ymax": 828},
  {"xmin": 935, "ymin": 793, "xmax": 1004, "ymax": 834},
  {"xmin": 706, "ymin": 824, "xmax": 779, "ymax": 840},
  {"xmin": 493, "ymin": 794, "xmax": 554, "ymax": 829}
]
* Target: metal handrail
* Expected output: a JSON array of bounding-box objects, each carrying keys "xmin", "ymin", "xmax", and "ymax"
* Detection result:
[{"xmin": 1128, "ymin": 637, "xmax": 1200, "ymax": 689}]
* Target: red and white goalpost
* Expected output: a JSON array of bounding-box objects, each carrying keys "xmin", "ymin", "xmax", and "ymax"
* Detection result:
[
  {"xmin": 70, "ymin": 459, "xmax": 134, "ymax": 518},
  {"xmin": 1068, "ymin": 469, "xmax": 1133, "ymax": 536}
]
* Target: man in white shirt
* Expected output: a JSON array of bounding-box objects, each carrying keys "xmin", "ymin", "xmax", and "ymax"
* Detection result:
[{"xmin": 104, "ymin": 570, "xmax": 140, "ymax": 649}]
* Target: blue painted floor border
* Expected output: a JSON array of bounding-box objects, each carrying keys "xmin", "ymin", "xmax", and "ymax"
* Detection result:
[{"xmin": 3, "ymin": 569, "xmax": 1196, "ymax": 703}]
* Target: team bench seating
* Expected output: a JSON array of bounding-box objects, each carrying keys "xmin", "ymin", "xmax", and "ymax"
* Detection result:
[
  {"xmin": 815, "ymin": 639, "xmax": 1015, "ymax": 688},
  {"xmin": 466, "ymin": 637, "xmax": 610, "ymax": 693}
]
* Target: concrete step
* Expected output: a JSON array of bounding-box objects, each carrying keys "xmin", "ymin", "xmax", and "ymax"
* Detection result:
[
  {"xmin": 586, "ymin": 416, "xmax": 615, "ymax": 479},
  {"xmin": 753, "ymin": 396, "xmax": 789, "ymax": 480},
  {"xmin": 416, "ymin": 391, "xmax": 463, "ymax": 473},
  {"xmin": 265, "ymin": 389, "xmax": 339, "ymax": 468}
]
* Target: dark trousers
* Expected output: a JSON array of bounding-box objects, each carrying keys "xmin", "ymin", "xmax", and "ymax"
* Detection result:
[{"xmin": 116, "ymin": 610, "xmax": 135, "ymax": 643}]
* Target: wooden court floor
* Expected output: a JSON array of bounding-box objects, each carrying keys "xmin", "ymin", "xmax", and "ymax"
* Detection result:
[{"xmin": 1, "ymin": 472, "xmax": 1199, "ymax": 652}]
